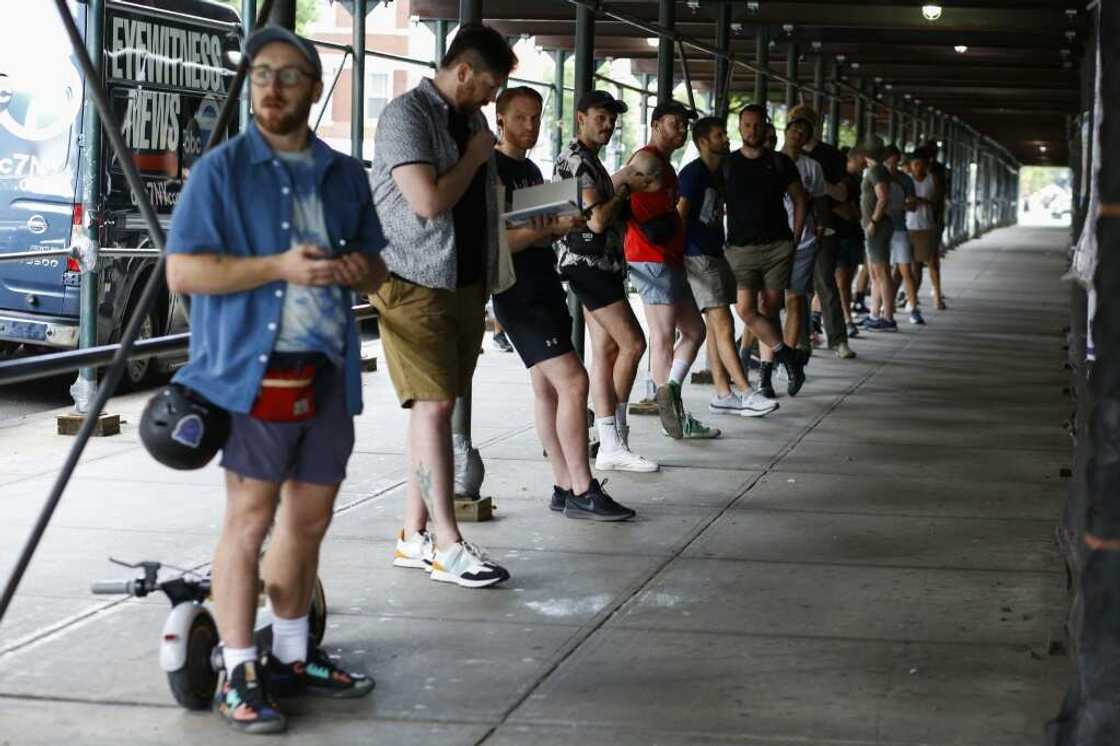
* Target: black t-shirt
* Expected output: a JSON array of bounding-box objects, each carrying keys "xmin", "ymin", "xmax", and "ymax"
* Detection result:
[
  {"xmin": 449, "ymin": 108, "xmax": 488, "ymax": 288},
  {"xmin": 804, "ymin": 141, "xmax": 847, "ymax": 186},
  {"xmin": 725, "ymin": 150, "xmax": 799, "ymax": 246},
  {"xmin": 494, "ymin": 149, "xmax": 557, "ymax": 280},
  {"xmin": 834, "ymin": 172, "xmax": 864, "ymax": 240}
]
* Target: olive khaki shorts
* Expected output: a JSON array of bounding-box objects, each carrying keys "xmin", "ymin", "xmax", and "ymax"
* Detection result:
[
  {"xmin": 685, "ymin": 254, "xmax": 737, "ymax": 310},
  {"xmin": 371, "ymin": 276, "xmax": 486, "ymax": 407},
  {"xmin": 910, "ymin": 230, "xmax": 938, "ymax": 264},
  {"xmin": 725, "ymin": 239, "xmax": 795, "ymax": 292}
]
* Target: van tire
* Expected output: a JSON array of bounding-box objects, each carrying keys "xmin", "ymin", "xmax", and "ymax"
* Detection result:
[{"xmin": 113, "ymin": 295, "xmax": 164, "ymax": 392}]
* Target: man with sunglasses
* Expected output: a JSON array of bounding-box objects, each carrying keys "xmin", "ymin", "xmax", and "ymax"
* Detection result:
[{"xmin": 166, "ymin": 28, "xmax": 385, "ymax": 733}]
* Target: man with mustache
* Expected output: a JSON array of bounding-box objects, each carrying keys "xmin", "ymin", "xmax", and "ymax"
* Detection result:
[
  {"xmin": 165, "ymin": 28, "xmax": 385, "ymax": 733},
  {"xmin": 625, "ymin": 101, "xmax": 720, "ymax": 439},
  {"xmin": 370, "ymin": 25, "xmax": 514, "ymax": 587},
  {"xmin": 555, "ymin": 91, "xmax": 659, "ymax": 473},
  {"xmin": 491, "ymin": 86, "xmax": 636, "ymax": 521}
]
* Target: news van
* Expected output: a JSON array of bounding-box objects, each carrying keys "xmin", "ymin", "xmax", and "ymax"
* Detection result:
[{"xmin": 0, "ymin": 0, "xmax": 240, "ymax": 387}]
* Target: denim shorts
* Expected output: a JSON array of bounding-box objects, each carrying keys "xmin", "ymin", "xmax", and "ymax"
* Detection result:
[
  {"xmin": 629, "ymin": 261, "xmax": 690, "ymax": 305},
  {"xmin": 221, "ymin": 363, "xmax": 355, "ymax": 486},
  {"xmin": 787, "ymin": 241, "xmax": 820, "ymax": 296}
]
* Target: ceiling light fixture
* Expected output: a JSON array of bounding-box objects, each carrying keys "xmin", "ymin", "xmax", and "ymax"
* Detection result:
[
  {"xmin": 922, "ymin": 4, "xmax": 943, "ymax": 21},
  {"xmin": 1040, "ymin": 145, "xmax": 1048, "ymax": 152},
  {"xmin": 954, "ymin": 45, "xmax": 968, "ymax": 53},
  {"xmin": 645, "ymin": 37, "xmax": 660, "ymax": 48}
]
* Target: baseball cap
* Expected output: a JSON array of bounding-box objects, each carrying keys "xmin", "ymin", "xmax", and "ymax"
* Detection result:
[
  {"xmin": 577, "ymin": 90, "xmax": 628, "ymax": 114},
  {"xmin": 787, "ymin": 104, "xmax": 820, "ymax": 134},
  {"xmin": 651, "ymin": 100, "xmax": 699, "ymax": 123},
  {"xmin": 244, "ymin": 26, "xmax": 323, "ymax": 80}
]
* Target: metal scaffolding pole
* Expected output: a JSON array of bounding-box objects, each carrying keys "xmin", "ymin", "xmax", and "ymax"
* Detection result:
[
  {"xmin": 434, "ymin": 18, "xmax": 450, "ymax": 59},
  {"xmin": 886, "ymin": 93, "xmax": 896, "ymax": 145},
  {"xmin": 552, "ymin": 49, "xmax": 567, "ymax": 161},
  {"xmin": 568, "ymin": 3, "xmax": 594, "ymax": 360},
  {"xmin": 853, "ymin": 79, "xmax": 866, "ymax": 144},
  {"xmin": 351, "ymin": 0, "xmax": 367, "ymax": 160},
  {"xmin": 755, "ymin": 28, "xmax": 769, "ymax": 107},
  {"xmin": 268, "ymin": 0, "xmax": 295, "ymax": 28},
  {"xmin": 459, "ymin": 0, "xmax": 481, "ymax": 25},
  {"xmin": 240, "ymin": 0, "xmax": 257, "ymax": 129},
  {"xmin": 827, "ymin": 57, "xmax": 840, "ymax": 146},
  {"xmin": 713, "ymin": 1, "xmax": 731, "ymax": 121},
  {"xmin": 812, "ymin": 53, "xmax": 824, "ymax": 113},
  {"xmin": 784, "ymin": 41, "xmax": 798, "ymax": 108},
  {"xmin": 657, "ymin": 0, "xmax": 674, "ymax": 101},
  {"xmin": 71, "ymin": 0, "xmax": 105, "ymax": 414}
]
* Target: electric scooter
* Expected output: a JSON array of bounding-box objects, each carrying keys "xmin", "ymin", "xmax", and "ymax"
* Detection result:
[{"xmin": 91, "ymin": 557, "xmax": 327, "ymax": 710}]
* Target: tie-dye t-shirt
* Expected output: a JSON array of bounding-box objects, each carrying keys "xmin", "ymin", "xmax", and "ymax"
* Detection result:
[{"xmin": 273, "ymin": 149, "xmax": 347, "ymax": 364}]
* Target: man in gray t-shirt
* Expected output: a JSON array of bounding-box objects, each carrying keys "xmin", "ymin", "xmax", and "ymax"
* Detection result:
[{"xmin": 858, "ymin": 138, "xmax": 898, "ymax": 331}]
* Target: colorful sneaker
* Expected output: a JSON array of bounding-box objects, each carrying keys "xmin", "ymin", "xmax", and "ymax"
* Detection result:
[
  {"xmin": 667, "ymin": 412, "xmax": 720, "ymax": 439},
  {"xmin": 430, "ymin": 541, "xmax": 510, "ymax": 588},
  {"xmin": 655, "ymin": 382, "xmax": 684, "ymax": 439},
  {"xmin": 550, "ymin": 485, "xmax": 572, "ymax": 512},
  {"xmin": 266, "ymin": 647, "xmax": 375, "ymax": 699},
  {"xmin": 393, "ymin": 529, "xmax": 434, "ymax": 571},
  {"xmin": 215, "ymin": 660, "xmax": 286, "ymax": 734},
  {"xmin": 565, "ymin": 479, "xmax": 636, "ymax": 522}
]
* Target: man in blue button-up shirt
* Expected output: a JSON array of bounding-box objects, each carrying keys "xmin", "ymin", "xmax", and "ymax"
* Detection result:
[{"xmin": 165, "ymin": 28, "xmax": 385, "ymax": 734}]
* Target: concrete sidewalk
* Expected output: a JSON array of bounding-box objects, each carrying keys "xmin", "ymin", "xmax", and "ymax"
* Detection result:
[{"xmin": 0, "ymin": 226, "xmax": 1071, "ymax": 745}]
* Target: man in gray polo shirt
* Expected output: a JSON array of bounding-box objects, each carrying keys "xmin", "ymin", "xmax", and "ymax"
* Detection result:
[{"xmin": 369, "ymin": 25, "xmax": 514, "ymax": 588}]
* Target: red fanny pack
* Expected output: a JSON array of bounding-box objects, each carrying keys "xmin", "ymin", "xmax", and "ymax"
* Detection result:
[{"xmin": 250, "ymin": 363, "xmax": 318, "ymax": 422}]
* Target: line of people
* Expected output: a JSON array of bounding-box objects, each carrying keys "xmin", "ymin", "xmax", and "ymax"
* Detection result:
[{"xmin": 158, "ymin": 24, "xmax": 951, "ymax": 735}]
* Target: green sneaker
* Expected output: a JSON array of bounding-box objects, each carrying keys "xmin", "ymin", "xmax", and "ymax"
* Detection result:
[
  {"xmin": 681, "ymin": 412, "xmax": 721, "ymax": 439},
  {"xmin": 655, "ymin": 382, "xmax": 684, "ymax": 439}
]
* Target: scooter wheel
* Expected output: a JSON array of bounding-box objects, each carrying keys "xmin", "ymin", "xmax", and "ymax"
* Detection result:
[
  {"xmin": 309, "ymin": 578, "xmax": 327, "ymax": 647},
  {"xmin": 167, "ymin": 610, "xmax": 220, "ymax": 710}
]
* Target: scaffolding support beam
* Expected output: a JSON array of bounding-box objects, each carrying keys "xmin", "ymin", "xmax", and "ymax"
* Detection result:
[
  {"xmin": 755, "ymin": 27, "xmax": 769, "ymax": 106},
  {"xmin": 657, "ymin": 0, "xmax": 674, "ymax": 101}
]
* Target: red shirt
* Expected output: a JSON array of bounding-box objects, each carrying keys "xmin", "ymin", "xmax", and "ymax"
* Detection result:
[{"xmin": 624, "ymin": 146, "xmax": 685, "ymax": 267}]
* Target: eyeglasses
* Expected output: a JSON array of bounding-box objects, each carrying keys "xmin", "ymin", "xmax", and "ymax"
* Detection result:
[{"xmin": 250, "ymin": 65, "xmax": 313, "ymax": 87}]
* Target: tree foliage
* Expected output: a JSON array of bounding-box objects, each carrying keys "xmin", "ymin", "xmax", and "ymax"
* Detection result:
[{"xmin": 215, "ymin": 0, "xmax": 321, "ymax": 35}]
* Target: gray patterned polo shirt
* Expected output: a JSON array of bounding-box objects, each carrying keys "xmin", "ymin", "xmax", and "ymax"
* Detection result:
[{"xmin": 369, "ymin": 78, "xmax": 499, "ymax": 290}]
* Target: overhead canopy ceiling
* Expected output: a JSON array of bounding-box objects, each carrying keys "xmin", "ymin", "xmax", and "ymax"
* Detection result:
[{"xmin": 409, "ymin": 0, "xmax": 1085, "ymax": 166}]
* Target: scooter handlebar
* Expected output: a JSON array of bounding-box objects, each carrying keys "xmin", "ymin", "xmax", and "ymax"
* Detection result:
[{"xmin": 91, "ymin": 580, "xmax": 134, "ymax": 595}]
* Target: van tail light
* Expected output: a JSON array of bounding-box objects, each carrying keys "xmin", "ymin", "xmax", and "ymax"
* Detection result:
[
  {"xmin": 66, "ymin": 257, "xmax": 81, "ymax": 272},
  {"xmin": 71, "ymin": 203, "xmax": 83, "ymax": 227},
  {"xmin": 67, "ymin": 203, "xmax": 85, "ymax": 273}
]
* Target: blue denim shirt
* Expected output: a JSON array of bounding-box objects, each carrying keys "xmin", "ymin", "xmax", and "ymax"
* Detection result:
[{"xmin": 167, "ymin": 123, "xmax": 385, "ymax": 416}]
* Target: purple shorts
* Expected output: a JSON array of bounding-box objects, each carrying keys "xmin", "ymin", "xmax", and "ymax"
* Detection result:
[{"xmin": 220, "ymin": 364, "xmax": 355, "ymax": 486}]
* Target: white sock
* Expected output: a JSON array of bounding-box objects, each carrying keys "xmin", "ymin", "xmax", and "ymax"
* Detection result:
[
  {"xmin": 614, "ymin": 404, "xmax": 628, "ymax": 430},
  {"xmin": 596, "ymin": 416, "xmax": 620, "ymax": 453},
  {"xmin": 869, "ymin": 314, "xmax": 881, "ymax": 321},
  {"xmin": 669, "ymin": 359, "xmax": 690, "ymax": 387},
  {"xmin": 223, "ymin": 645, "xmax": 258, "ymax": 672},
  {"xmin": 271, "ymin": 614, "xmax": 310, "ymax": 664}
]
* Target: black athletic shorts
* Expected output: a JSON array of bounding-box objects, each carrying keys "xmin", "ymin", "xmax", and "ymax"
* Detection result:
[
  {"xmin": 493, "ymin": 246, "xmax": 575, "ymax": 368},
  {"xmin": 559, "ymin": 262, "xmax": 627, "ymax": 312}
]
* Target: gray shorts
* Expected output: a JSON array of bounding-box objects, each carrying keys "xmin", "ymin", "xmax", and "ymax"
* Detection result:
[
  {"xmin": 629, "ymin": 261, "xmax": 690, "ymax": 305},
  {"xmin": 685, "ymin": 254, "xmax": 736, "ymax": 310},
  {"xmin": 221, "ymin": 365, "xmax": 355, "ymax": 486},
  {"xmin": 890, "ymin": 231, "xmax": 913, "ymax": 265},
  {"xmin": 787, "ymin": 241, "xmax": 820, "ymax": 296},
  {"xmin": 864, "ymin": 217, "xmax": 894, "ymax": 265}
]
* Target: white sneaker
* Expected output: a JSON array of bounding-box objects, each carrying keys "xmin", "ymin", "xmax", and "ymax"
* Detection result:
[
  {"xmin": 709, "ymin": 392, "xmax": 747, "ymax": 416},
  {"xmin": 430, "ymin": 541, "xmax": 510, "ymax": 588},
  {"xmin": 392, "ymin": 529, "xmax": 433, "ymax": 571},
  {"xmin": 595, "ymin": 445, "xmax": 660, "ymax": 473},
  {"xmin": 739, "ymin": 390, "xmax": 779, "ymax": 417}
]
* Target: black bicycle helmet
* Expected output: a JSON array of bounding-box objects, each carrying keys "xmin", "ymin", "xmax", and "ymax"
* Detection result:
[{"xmin": 139, "ymin": 384, "xmax": 230, "ymax": 470}]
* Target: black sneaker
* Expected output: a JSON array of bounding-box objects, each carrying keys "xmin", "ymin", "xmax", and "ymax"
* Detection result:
[
  {"xmin": 550, "ymin": 485, "xmax": 572, "ymax": 512},
  {"xmin": 758, "ymin": 362, "xmax": 776, "ymax": 399},
  {"xmin": 215, "ymin": 660, "xmax": 286, "ymax": 734},
  {"xmin": 778, "ymin": 347, "xmax": 806, "ymax": 397},
  {"xmin": 492, "ymin": 330, "xmax": 514, "ymax": 353},
  {"xmin": 565, "ymin": 479, "xmax": 636, "ymax": 522},
  {"xmin": 266, "ymin": 647, "xmax": 375, "ymax": 700},
  {"xmin": 810, "ymin": 312, "xmax": 823, "ymax": 336}
]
